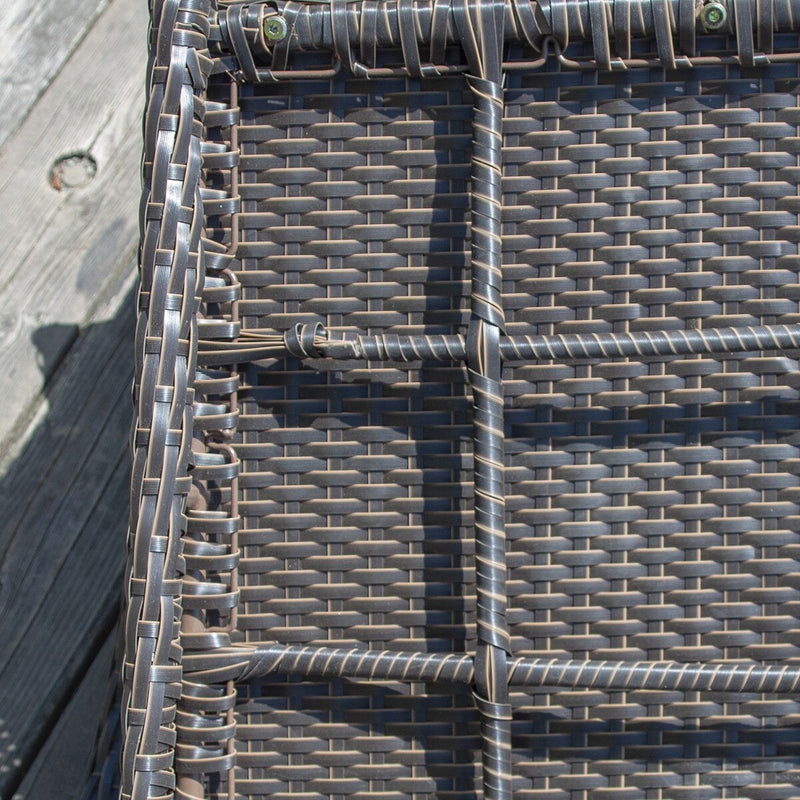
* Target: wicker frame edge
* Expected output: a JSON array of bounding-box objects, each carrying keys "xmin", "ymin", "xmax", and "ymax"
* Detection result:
[{"xmin": 123, "ymin": 1, "xmax": 213, "ymax": 797}]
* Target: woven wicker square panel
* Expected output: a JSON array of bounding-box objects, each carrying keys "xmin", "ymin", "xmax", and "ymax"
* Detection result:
[{"xmin": 126, "ymin": 1, "xmax": 800, "ymax": 798}]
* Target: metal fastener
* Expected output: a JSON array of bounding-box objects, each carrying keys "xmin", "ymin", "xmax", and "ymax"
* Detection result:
[
  {"xmin": 699, "ymin": 2, "xmax": 728, "ymax": 30},
  {"xmin": 264, "ymin": 15, "xmax": 288, "ymax": 42}
]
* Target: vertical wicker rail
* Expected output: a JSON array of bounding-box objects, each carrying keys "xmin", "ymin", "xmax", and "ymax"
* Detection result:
[
  {"xmin": 457, "ymin": 2, "xmax": 513, "ymax": 798},
  {"xmin": 124, "ymin": 1, "xmax": 211, "ymax": 797},
  {"xmin": 124, "ymin": 1, "xmax": 800, "ymax": 798}
]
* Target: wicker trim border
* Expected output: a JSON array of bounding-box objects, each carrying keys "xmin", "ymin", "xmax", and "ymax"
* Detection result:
[{"xmin": 123, "ymin": 1, "xmax": 213, "ymax": 798}]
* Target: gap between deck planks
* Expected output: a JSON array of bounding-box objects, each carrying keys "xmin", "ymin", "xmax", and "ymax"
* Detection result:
[
  {"xmin": 10, "ymin": 633, "xmax": 117, "ymax": 800},
  {"xmin": 0, "ymin": 279, "xmax": 134, "ymax": 798}
]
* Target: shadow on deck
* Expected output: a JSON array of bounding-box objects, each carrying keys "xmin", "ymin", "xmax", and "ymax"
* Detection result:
[{"xmin": 0, "ymin": 292, "xmax": 134, "ymax": 799}]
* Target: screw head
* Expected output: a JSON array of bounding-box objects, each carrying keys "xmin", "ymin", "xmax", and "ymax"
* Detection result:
[
  {"xmin": 264, "ymin": 15, "xmax": 288, "ymax": 42},
  {"xmin": 700, "ymin": 2, "xmax": 728, "ymax": 30}
]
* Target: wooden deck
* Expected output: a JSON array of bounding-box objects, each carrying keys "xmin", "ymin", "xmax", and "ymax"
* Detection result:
[{"xmin": 0, "ymin": 0, "xmax": 147, "ymax": 796}]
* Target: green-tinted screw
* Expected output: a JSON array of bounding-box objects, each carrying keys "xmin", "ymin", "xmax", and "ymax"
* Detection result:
[
  {"xmin": 699, "ymin": 2, "xmax": 727, "ymax": 30},
  {"xmin": 264, "ymin": 15, "xmax": 288, "ymax": 42}
]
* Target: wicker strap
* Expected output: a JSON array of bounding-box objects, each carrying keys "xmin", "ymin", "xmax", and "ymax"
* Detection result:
[
  {"xmin": 184, "ymin": 642, "xmax": 800, "ymax": 695},
  {"xmin": 124, "ymin": 1, "xmax": 212, "ymax": 798},
  {"xmin": 199, "ymin": 323, "xmax": 800, "ymax": 365},
  {"xmin": 450, "ymin": 1, "xmax": 514, "ymax": 797},
  {"xmin": 216, "ymin": 0, "xmax": 800, "ymax": 77}
]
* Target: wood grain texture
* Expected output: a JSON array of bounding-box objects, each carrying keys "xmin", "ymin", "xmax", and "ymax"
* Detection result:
[
  {"xmin": 10, "ymin": 633, "xmax": 117, "ymax": 800},
  {"xmin": 0, "ymin": 0, "xmax": 110, "ymax": 148},
  {"xmin": 0, "ymin": 0, "xmax": 146, "ymax": 459},
  {"xmin": 0, "ymin": 282, "xmax": 134, "ymax": 796},
  {"xmin": 0, "ymin": 0, "xmax": 146, "ymax": 792}
]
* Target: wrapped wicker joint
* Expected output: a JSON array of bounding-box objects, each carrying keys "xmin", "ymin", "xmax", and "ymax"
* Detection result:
[{"xmin": 127, "ymin": 1, "xmax": 800, "ymax": 798}]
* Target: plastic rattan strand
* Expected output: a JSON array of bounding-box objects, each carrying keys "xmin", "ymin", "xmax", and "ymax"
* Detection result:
[{"xmin": 125, "ymin": 2, "xmax": 800, "ymax": 799}]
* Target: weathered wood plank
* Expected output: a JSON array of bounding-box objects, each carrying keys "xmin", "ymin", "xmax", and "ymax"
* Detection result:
[
  {"xmin": 0, "ymin": 0, "xmax": 147, "ymax": 794},
  {"xmin": 0, "ymin": 0, "xmax": 110, "ymax": 148},
  {"xmin": 0, "ymin": 0, "xmax": 146, "ymax": 457},
  {"xmin": 0, "ymin": 0, "xmax": 147, "ymax": 791},
  {"xmin": 0, "ymin": 252, "xmax": 135, "ymax": 549},
  {"xmin": 10, "ymin": 633, "xmax": 117, "ymax": 800},
  {"xmin": 0, "ymin": 283, "xmax": 134, "ymax": 796}
]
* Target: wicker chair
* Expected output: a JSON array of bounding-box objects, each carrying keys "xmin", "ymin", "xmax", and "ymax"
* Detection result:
[{"xmin": 125, "ymin": 1, "xmax": 800, "ymax": 797}]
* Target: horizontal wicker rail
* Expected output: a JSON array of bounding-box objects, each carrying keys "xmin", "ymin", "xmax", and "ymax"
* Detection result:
[
  {"xmin": 198, "ymin": 323, "xmax": 800, "ymax": 365},
  {"xmin": 215, "ymin": 0, "xmax": 800, "ymax": 77},
  {"xmin": 185, "ymin": 642, "xmax": 800, "ymax": 694}
]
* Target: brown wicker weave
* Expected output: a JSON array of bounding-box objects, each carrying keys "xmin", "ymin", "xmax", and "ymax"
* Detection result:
[{"xmin": 127, "ymin": 1, "xmax": 800, "ymax": 798}]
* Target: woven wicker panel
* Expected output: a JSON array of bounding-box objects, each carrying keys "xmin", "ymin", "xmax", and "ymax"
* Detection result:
[
  {"xmin": 187, "ymin": 52, "xmax": 800, "ymax": 799},
  {"xmin": 217, "ymin": 73, "xmax": 481, "ymax": 799},
  {"xmin": 235, "ymin": 74, "xmax": 475, "ymax": 648}
]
